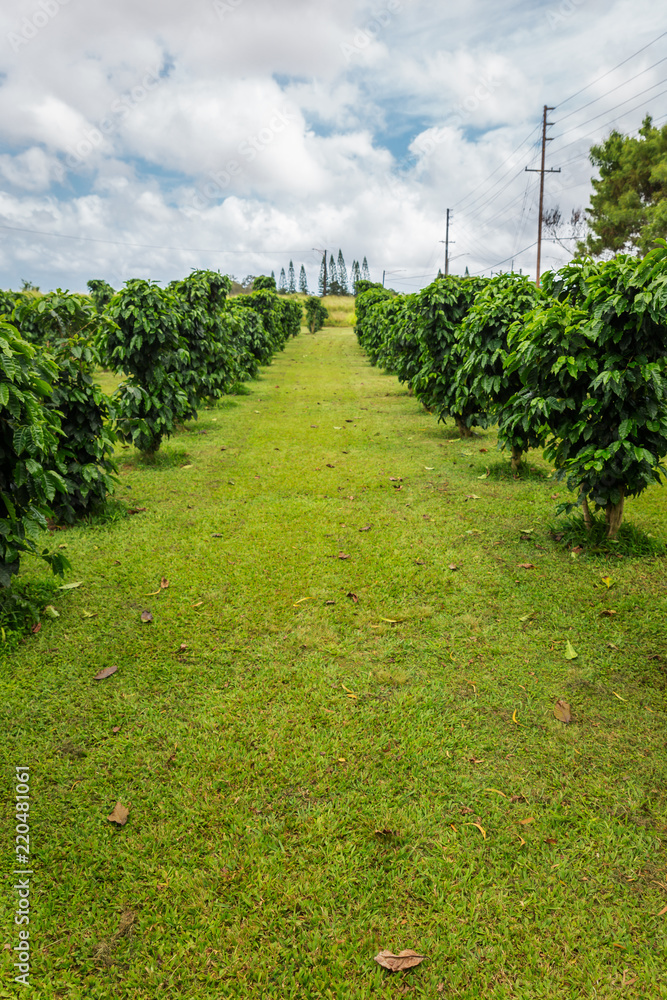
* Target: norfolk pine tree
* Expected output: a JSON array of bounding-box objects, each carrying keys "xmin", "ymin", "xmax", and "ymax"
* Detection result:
[{"xmin": 299, "ymin": 265, "xmax": 308, "ymax": 294}]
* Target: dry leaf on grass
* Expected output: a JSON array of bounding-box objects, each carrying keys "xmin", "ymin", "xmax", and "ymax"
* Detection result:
[
  {"xmin": 94, "ymin": 665, "xmax": 118, "ymax": 681},
  {"xmin": 374, "ymin": 949, "xmax": 426, "ymax": 972},
  {"xmin": 140, "ymin": 610, "xmax": 153, "ymax": 623},
  {"xmin": 346, "ymin": 592, "xmax": 359, "ymax": 602},
  {"xmin": 338, "ymin": 552, "xmax": 350, "ymax": 560},
  {"xmin": 518, "ymin": 563, "xmax": 535, "ymax": 570},
  {"xmin": 359, "ymin": 525, "xmax": 372, "ymax": 532},
  {"xmin": 31, "ymin": 623, "xmax": 41, "ymax": 634},
  {"xmin": 554, "ymin": 699, "xmax": 572, "ymax": 724},
  {"xmin": 127, "ymin": 507, "xmax": 147, "ymax": 515},
  {"xmin": 107, "ymin": 802, "xmax": 129, "ymax": 826}
]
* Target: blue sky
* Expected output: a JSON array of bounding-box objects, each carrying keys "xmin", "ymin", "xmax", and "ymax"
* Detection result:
[{"xmin": 0, "ymin": 0, "xmax": 665, "ymax": 293}]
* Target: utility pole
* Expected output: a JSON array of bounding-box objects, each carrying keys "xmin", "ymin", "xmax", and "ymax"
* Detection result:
[
  {"xmin": 525, "ymin": 105, "xmax": 560, "ymax": 287},
  {"xmin": 322, "ymin": 250, "xmax": 327, "ymax": 296},
  {"xmin": 444, "ymin": 208, "xmax": 453, "ymax": 275}
]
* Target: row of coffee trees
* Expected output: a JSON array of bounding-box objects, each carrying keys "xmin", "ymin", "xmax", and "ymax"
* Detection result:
[
  {"xmin": 0, "ymin": 272, "xmax": 301, "ymax": 589},
  {"xmin": 355, "ymin": 242, "xmax": 667, "ymax": 539}
]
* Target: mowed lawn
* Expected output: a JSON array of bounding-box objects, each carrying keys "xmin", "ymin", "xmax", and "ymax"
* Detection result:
[{"xmin": 1, "ymin": 324, "xmax": 667, "ymax": 999}]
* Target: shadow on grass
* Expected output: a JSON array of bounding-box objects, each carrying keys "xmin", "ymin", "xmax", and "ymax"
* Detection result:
[
  {"xmin": 486, "ymin": 459, "xmax": 553, "ymax": 482},
  {"xmin": 121, "ymin": 447, "xmax": 191, "ymax": 471},
  {"xmin": 0, "ymin": 578, "xmax": 60, "ymax": 655},
  {"xmin": 548, "ymin": 512, "xmax": 667, "ymax": 558}
]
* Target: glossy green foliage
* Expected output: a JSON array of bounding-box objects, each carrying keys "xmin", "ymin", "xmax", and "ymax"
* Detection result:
[
  {"xmin": 225, "ymin": 300, "xmax": 271, "ymax": 373},
  {"xmin": 252, "ymin": 274, "xmax": 277, "ymax": 291},
  {"xmin": 501, "ymin": 246, "xmax": 667, "ymax": 517},
  {"xmin": 11, "ymin": 289, "xmax": 97, "ymax": 345},
  {"xmin": 278, "ymin": 298, "xmax": 303, "ymax": 339},
  {"xmin": 0, "ymin": 290, "xmax": 17, "ymax": 318},
  {"xmin": 87, "ymin": 279, "xmax": 116, "ymax": 313},
  {"xmin": 412, "ymin": 275, "xmax": 487, "ymax": 418},
  {"xmin": 105, "ymin": 279, "xmax": 192, "ymax": 454},
  {"xmin": 373, "ymin": 295, "xmax": 421, "ymax": 385},
  {"xmin": 235, "ymin": 288, "xmax": 289, "ymax": 358},
  {"xmin": 454, "ymin": 273, "xmax": 544, "ymax": 430},
  {"xmin": 47, "ymin": 336, "xmax": 118, "ymax": 524},
  {"xmin": 354, "ymin": 283, "xmax": 394, "ymax": 357},
  {"xmin": 169, "ymin": 270, "xmax": 240, "ymax": 406},
  {"xmin": 0, "ymin": 321, "xmax": 69, "ymax": 586},
  {"xmin": 304, "ymin": 296, "xmax": 328, "ymax": 334}
]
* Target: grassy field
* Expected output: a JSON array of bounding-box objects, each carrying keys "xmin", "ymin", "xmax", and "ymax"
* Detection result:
[{"xmin": 1, "ymin": 323, "xmax": 666, "ymax": 998}]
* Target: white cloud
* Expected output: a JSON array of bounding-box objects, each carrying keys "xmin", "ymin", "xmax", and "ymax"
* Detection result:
[{"xmin": 0, "ymin": 0, "xmax": 664, "ymax": 291}]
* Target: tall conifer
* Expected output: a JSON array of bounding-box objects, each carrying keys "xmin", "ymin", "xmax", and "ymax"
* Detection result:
[
  {"xmin": 337, "ymin": 250, "xmax": 348, "ymax": 294},
  {"xmin": 288, "ymin": 260, "xmax": 296, "ymax": 293},
  {"xmin": 299, "ymin": 265, "xmax": 308, "ymax": 294}
]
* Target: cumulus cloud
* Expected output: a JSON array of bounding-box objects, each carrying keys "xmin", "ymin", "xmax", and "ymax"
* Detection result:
[{"xmin": 0, "ymin": 0, "xmax": 664, "ymax": 291}]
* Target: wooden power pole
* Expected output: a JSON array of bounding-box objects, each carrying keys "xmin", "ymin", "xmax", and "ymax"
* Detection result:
[
  {"xmin": 444, "ymin": 208, "xmax": 451, "ymax": 275},
  {"xmin": 525, "ymin": 105, "xmax": 560, "ymax": 287}
]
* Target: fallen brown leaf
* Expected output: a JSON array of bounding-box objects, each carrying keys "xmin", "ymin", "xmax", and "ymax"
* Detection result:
[
  {"xmin": 325, "ymin": 600, "xmax": 336, "ymax": 606},
  {"xmin": 338, "ymin": 553, "xmax": 350, "ymax": 560},
  {"xmin": 554, "ymin": 699, "xmax": 572, "ymax": 724},
  {"xmin": 600, "ymin": 609, "xmax": 617, "ymax": 617},
  {"xmin": 127, "ymin": 507, "xmax": 147, "ymax": 515},
  {"xmin": 519, "ymin": 817, "xmax": 535, "ymax": 825},
  {"xmin": 94, "ymin": 665, "xmax": 118, "ymax": 681},
  {"xmin": 359, "ymin": 525, "xmax": 372, "ymax": 532},
  {"xmin": 160, "ymin": 577, "xmax": 169, "ymax": 589},
  {"xmin": 415, "ymin": 558, "xmax": 425, "ymax": 565},
  {"xmin": 175, "ymin": 643, "xmax": 188, "ymax": 653},
  {"xmin": 449, "ymin": 563, "xmax": 459, "ymax": 571},
  {"xmin": 571, "ymin": 545, "xmax": 584, "ymax": 555},
  {"xmin": 107, "ymin": 802, "xmax": 129, "ymax": 826},
  {"xmin": 518, "ymin": 563, "xmax": 536, "ymax": 570},
  {"xmin": 112, "ymin": 726, "xmax": 121, "ymax": 733},
  {"xmin": 374, "ymin": 949, "xmax": 426, "ymax": 972},
  {"xmin": 347, "ymin": 592, "xmax": 359, "ymax": 603},
  {"xmin": 31, "ymin": 623, "xmax": 41, "ymax": 634},
  {"xmin": 140, "ymin": 610, "xmax": 153, "ymax": 623}
]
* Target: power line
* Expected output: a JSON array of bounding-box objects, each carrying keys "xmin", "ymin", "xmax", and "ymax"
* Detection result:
[
  {"xmin": 555, "ymin": 76, "xmax": 667, "ymax": 140},
  {"xmin": 0, "ymin": 221, "xmax": 313, "ymax": 255},
  {"xmin": 557, "ymin": 55, "xmax": 667, "ymax": 124},
  {"xmin": 469, "ymin": 241, "xmax": 538, "ymax": 275},
  {"xmin": 551, "ymin": 83, "xmax": 667, "ymax": 159},
  {"xmin": 556, "ymin": 31, "xmax": 667, "ymax": 109},
  {"xmin": 451, "ymin": 124, "xmax": 541, "ymax": 214}
]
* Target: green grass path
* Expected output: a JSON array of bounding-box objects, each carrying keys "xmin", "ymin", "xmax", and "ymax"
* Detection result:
[{"xmin": 2, "ymin": 327, "xmax": 667, "ymax": 998}]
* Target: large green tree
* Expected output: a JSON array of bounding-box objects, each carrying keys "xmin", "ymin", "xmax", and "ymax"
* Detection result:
[{"xmin": 579, "ymin": 115, "xmax": 667, "ymax": 257}]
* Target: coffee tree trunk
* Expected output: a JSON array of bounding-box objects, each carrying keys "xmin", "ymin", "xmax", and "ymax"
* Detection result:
[
  {"xmin": 581, "ymin": 492, "xmax": 593, "ymax": 532},
  {"xmin": 510, "ymin": 445, "xmax": 523, "ymax": 473},
  {"xmin": 455, "ymin": 415, "xmax": 473, "ymax": 438},
  {"xmin": 605, "ymin": 486, "xmax": 625, "ymax": 539}
]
